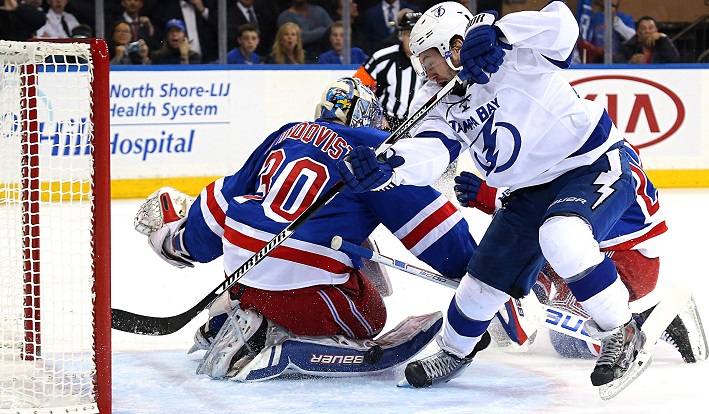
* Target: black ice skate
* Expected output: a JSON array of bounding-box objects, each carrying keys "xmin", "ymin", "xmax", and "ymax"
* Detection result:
[
  {"xmin": 403, "ymin": 331, "xmax": 491, "ymax": 388},
  {"xmin": 587, "ymin": 319, "xmax": 646, "ymax": 386},
  {"xmin": 636, "ymin": 306, "xmax": 697, "ymax": 363}
]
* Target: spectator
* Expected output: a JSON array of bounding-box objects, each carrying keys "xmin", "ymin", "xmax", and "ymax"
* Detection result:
[
  {"xmin": 64, "ymin": 0, "xmax": 96, "ymax": 27},
  {"xmin": 116, "ymin": 0, "xmax": 161, "ymax": 51},
  {"xmin": 226, "ymin": 0, "xmax": 279, "ymax": 60},
  {"xmin": 151, "ymin": 19, "xmax": 201, "ymax": 64},
  {"xmin": 318, "ymin": 20, "xmax": 367, "ymax": 64},
  {"xmin": 227, "ymin": 23, "xmax": 261, "ymax": 64},
  {"xmin": 277, "ymin": 0, "xmax": 332, "ymax": 63},
  {"xmin": 151, "ymin": 0, "xmax": 218, "ymax": 63},
  {"xmin": 264, "ymin": 21, "xmax": 305, "ymax": 64},
  {"xmin": 36, "ymin": 0, "xmax": 80, "ymax": 39},
  {"xmin": 334, "ymin": 0, "xmax": 366, "ymax": 51},
  {"xmin": 617, "ymin": 16, "xmax": 680, "ymax": 64},
  {"xmin": 359, "ymin": 0, "xmax": 418, "ymax": 55},
  {"xmin": 588, "ymin": 0, "xmax": 635, "ymax": 54},
  {"xmin": 353, "ymin": 10, "xmax": 422, "ymax": 129},
  {"xmin": 108, "ymin": 20, "xmax": 151, "ymax": 65},
  {"xmin": 23, "ymin": 0, "xmax": 43, "ymax": 11},
  {"xmin": 0, "ymin": 0, "xmax": 46, "ymax": 41},
  {"xmin": 71, "ymin": 23, "xmax": 94, "ymax": 38}
]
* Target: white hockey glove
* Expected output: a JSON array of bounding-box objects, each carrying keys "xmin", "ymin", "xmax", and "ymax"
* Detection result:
[{"xmin": 135, "ymin": 186, "xmax": 195, "ymax": 268}]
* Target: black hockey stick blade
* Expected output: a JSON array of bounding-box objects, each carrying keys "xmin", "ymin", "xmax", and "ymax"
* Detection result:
[
  {"xmin": 111, "ymin": 76, "xmax": 463, "ymax": 336},
  {"xmin": 112, "ymin": 291, "xmax": 218, "ymax": 335}
]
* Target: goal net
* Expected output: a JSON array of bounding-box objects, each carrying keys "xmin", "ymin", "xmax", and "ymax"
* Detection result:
[{"xmin": 0, "ymin": 40, "xmax": 111, "ymax": 413}]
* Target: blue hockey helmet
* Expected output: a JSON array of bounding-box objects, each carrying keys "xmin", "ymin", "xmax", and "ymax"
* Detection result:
[{"xmin": 315, "ymin": 77, "xmax": 384, "ymax": 130}]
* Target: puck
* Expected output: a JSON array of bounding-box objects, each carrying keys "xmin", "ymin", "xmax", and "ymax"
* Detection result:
[{"xmin": 364, "ymin": 345, "xmax": 384, "ymax": 364}]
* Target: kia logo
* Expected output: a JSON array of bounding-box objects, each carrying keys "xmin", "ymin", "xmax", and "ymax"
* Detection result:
[{"xmin": 570, "ymin": 75, "xmax": 685, "ymax": 148}]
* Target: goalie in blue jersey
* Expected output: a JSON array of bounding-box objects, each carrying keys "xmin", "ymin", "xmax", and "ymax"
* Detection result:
[{"xmin": 133, "ymin": 77, "xmax": 478, "ymax": 381}]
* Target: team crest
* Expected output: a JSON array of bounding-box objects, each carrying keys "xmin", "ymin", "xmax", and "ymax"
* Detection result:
[{"xmin": 327, "ymin": 87, "xmax": 352, "ymax": 113}]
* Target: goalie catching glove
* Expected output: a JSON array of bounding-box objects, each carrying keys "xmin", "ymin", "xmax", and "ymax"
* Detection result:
[
  {"xmin": 337, "ymin": 146, "xmax": 405, "ymax": 193},
  {"xmin": 134, "ymin": 186, "xmax": 195, "ymax": 268},
  {"xmin": 459, "ymin": 11, "xmax": 510, "ymax": 84}
]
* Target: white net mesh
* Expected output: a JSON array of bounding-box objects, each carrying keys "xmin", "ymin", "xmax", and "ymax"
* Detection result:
[{"xmin": 0, "ymin": 41, "xmax": 100, "ymax": 413}]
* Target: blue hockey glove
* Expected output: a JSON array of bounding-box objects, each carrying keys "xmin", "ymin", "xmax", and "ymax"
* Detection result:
[
  {"xmin": 459, "ymin": 11, "xmax": 510, "ymax": 84},
  {"xmin": 337, "ymin": 146, "xmax": 405, "ymax": 193},
  {"xmin": 453, "ymin": 171, "xmax": 497, "ymax": 214}
]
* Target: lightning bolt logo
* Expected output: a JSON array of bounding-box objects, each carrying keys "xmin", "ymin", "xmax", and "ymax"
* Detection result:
[
  {"xmin": 474, "ymin": 114, "xmax": 521, "ymax": 176},
  {"xmin": 591, "ymin": 148, "xmax": 622, "ymax": 209}
]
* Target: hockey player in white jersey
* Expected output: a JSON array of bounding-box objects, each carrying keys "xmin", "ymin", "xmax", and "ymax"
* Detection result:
[
  {"xmin": 455, "ymin": 141, "xmax": 707, "ymax": 363},
  {"xmin": 337, "ymin": 1, "xmax": 646, "ymax": 390},
  {"xmin": 135, "ymin": 77, "xmax": 478, "ymax": 381}
]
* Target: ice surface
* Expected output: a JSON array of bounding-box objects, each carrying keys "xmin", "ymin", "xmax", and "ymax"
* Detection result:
[{"xmin": 111, "ymin": 189, "xmax": 709, "ymax": 413}]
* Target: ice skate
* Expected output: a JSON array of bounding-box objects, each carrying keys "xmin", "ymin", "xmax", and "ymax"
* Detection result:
[
  {"xmin": 196, "ymin": 307, "xmax": 268, "ymax": 379},
  {"xmin": 403, "ymin": 331, "xmax": 491, "ymax": 388},
  {"xmin": 636, "ymin": 297, "xmax": 708, "ymax": 363},
  {"xmin": 586, "ymin": 319, "xmax": 646, "ymax": 386},
  {"xmin": 188, "ymin": 313, "xmax": 228, "ymax": 354}
]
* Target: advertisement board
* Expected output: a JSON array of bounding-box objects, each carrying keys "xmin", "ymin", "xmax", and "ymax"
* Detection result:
[{"xmin": 59, "ymin": 65, "xmax": 709, "ymax": 196}]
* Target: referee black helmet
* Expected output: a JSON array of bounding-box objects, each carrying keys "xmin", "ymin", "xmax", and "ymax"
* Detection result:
[{"xmin": 398, "ymin": 11, "xmax": 422, "ymax": 32}]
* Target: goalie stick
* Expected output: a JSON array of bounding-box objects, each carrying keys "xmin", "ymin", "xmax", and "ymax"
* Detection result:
[
  {"xmin": 330, "ymin": 236, "xmax": 599, "ymax": 345},
  {"xmin": 111, "ymin": 75, "xmax": 466, "ymax": 336}
]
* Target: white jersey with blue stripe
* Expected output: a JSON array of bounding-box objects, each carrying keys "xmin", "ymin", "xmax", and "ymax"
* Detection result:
[{"xmin": 395, "ymin": 1, "xmax": 623, "ymax": 192}]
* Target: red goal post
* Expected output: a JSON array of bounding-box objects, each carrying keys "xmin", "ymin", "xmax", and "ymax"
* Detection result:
[{"xmin": 0, "ymin": 39, "xmax": 111, "ymax": 413}]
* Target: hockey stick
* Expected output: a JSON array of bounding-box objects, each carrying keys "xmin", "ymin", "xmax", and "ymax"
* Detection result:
[
  {"xmin": 112, "ymin": 76, "xmax": 465, "ymax": 335},
  {"xmin": 330, "ymin": 236, "xmax": 599, "ymax": 345}
]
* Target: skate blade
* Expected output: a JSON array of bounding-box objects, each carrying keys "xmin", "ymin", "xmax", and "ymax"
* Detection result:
[
  {"xmin": 598, "ymin": 351, "xmax": 652, "ymax": 400},
  {"xmin": 397, "ymin": 378, "xmax": 415, "ymax": 388}
]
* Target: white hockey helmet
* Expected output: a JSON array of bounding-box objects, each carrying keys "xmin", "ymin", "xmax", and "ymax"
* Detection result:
[
  {"xmin": 408, "ymin": 1, "xmax": 473, "ymax": 77},
  {"xmin": 314, "ymin": 77, "xmax": 384, "ymax": 130}
]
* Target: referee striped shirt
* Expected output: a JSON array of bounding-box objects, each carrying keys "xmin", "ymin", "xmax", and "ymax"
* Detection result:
[{"xmin": 354, "ymin": 43, "xmax": 423, "ymax": 128}]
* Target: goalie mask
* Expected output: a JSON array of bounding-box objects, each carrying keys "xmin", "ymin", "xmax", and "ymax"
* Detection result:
[
  {"xmin": 315, "ymin": 77, "xmax": 384, "ymax": 130},
  {"xmin": 409, "ymin": 1, "xmax": 473, "ymax": 77}
]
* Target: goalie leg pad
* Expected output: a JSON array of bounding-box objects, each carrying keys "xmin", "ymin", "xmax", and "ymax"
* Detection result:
[
  {"xmin": 231, "ymin": 312, "xmax": 443, "ymax": 382},
  {"xmin": 492, "ymin": 295, "xmax": 543, "ymax": 347}
]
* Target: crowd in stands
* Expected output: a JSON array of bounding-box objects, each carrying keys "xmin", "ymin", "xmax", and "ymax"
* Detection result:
[
  {"xmin": 0, "ymin": 0, "xmax": 684, "ymax": 65},
  {"xmin": 576, "ymin": 0, "xmax": 679, "ymax": 64}
]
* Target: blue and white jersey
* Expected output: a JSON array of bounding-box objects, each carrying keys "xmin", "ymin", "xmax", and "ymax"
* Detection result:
[
  {"xmin": 395, "ymin": 1, "xmax": 623, "ymax": 191},
  {"xmin": 182, "ymin": 119, "xmax": 476, "ymax": 291}
]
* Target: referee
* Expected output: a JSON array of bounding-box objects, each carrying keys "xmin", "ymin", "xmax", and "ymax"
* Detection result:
[{"xmin": 354, "ymin": 10, "xmax": 423, "ymax": 131}]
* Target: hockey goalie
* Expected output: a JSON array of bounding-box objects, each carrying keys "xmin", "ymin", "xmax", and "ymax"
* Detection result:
[{"xmin": 133, "ymin": 77, "xmax": 478, "ymax": 381}]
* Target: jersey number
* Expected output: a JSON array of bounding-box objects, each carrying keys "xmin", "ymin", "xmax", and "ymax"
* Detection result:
[{"xmin": 259, "ymin": 151, "xmax": 330, "ymax": 222}]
